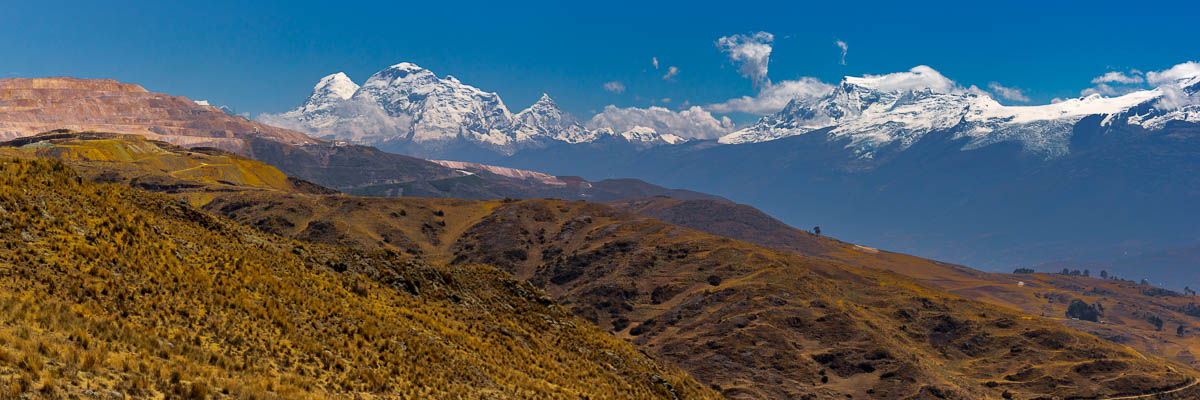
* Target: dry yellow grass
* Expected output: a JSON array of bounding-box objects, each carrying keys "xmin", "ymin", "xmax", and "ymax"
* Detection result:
[
  {"xmin": 0, "ymin": 158, "xmax": 717, "ymax": 399},
  {"xmin": 7, "ymin": 132, "xmax": 1198, "ymax": 399}
]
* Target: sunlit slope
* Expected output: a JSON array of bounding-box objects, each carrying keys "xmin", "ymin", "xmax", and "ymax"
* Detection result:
[
  {"xmin": 196, "ymin": 193, "xmax": 1197, "ymax": 398},
  {"xmin": 15, "ymin": 134, "xmax": 1197, "ymax": 399},
  {"xmin": 0, "ymin": 158, "xmax": 715, "ymax": 399},
  {"xmin": 0, "ymin": 131, "xmax": 320, "ymax": 205},
  {"xmin": 612, "ymin": 196, "xmax": 1200, "ymax": 373}
]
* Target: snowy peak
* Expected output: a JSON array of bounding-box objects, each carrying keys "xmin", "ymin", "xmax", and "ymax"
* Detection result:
[
  {"xmin": 372, "ymin": 62, "xmax": 433, "ymax": 80},
  {"xmin": 352, "ymin": 61, "xmax": 515, "ymax": 146},
  {"xmin": 512, "ymin": 93, "xmax": 590, "ymax": 144},
  {"xmin": 260, "ymin": 62, "xmax": 703, "ymax": 155},
  {"xmin": 591, "ymin": 126, "xmax": 688, "ymax": 146},
  {"xmin": 315, "ymin": 72, "xmax": 358, "ymax": 100},
  {"xmin": 300, "ymin": 72, "xmax": 359, "ymax": 114},
  {"xmin": 841, "ymin": 65, "xmax": 959, "ymax": 94},
  {"xmin": 721, "ymin": 65, "xmax": 1200, "ymax": 158}
]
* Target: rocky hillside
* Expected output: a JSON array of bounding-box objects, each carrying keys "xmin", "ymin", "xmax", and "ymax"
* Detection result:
[
  {"xmin": 0, "ymin": 78, "xmax": 319, "ymax": 153},
  {"xmin": 0, "ymin": 157, "xmax": 715, "ymax": 399}
]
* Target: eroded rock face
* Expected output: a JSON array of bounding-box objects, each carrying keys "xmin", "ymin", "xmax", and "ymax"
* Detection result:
[{"xmin": 0, "ymin": 77, "xmax": 319, "ymax": 153}]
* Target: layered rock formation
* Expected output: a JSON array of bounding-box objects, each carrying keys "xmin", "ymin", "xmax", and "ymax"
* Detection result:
[{"xmin": 0, "ymin": 77, "xmax": 319, "ymax": 153}]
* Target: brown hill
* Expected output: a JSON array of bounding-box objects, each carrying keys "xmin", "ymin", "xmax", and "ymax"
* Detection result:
[
  {"xmin": 22, "ymin": 137, "xmax": 1197, "ymax": 399},
  {"xmin": 0, "ymin": 157, "xmax": 715, "ymax": 398},
  {"xmin": 609, "ymin": 197, "xmax": 1200, "ymax": 374},
  {"xmin": 0, "ymin": 78, "xmax": 318, "ymax": 153},
  {"xmin": 245, "ymin": 137, "xmax": 721, "ymax": 202}
]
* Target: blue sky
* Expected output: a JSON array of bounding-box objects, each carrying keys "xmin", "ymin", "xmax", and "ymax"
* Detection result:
[{"xmin": 2, "ymin": 0, "xmax": 1197, "ymax": 121}]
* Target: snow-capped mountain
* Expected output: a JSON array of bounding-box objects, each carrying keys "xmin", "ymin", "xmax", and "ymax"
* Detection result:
[
  {"xmin": 259, "ymin": 62, "xmax": 686, "ymax": 157},
  {"xmin": 593, "ymin": 126, "xmax": 688, "ymax": 146},
  {"xmin": 511, "ymin": 94, "xmax": 591, "ymax": 143},
  {"xmin": 354, "ymin": 62, "xmax": 514, "ymax": 146},
  {"xmin": 260, "ymin": 62, "xmax": 1199, "ymax": 163},
  {"xmin": 720, "ymin": 65, "xmax": 1200, "ymax": 159},
  {"xmin": 294, "ymin": 72, "xmax": 359, "ymax": 126}
]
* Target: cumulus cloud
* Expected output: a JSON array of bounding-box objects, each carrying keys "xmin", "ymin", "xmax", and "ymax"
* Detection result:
[
  {"xmin": 652, "ymin": 57, "xmax": 659, "ymax": 70},
  {"xmin": 706, "ymin": 77, "xmax": 834, "ymax": 115},
  {"xmin": 850, "ymin": 65, "xmax": 960, "ymax": 93},
  {"xmin": 257, "ymin": 97, "xmax": 414, "ymax": 142},
  {"xmin": 986, "ymin": 82, "xmax": 1031, "ymax": 102},
  {"xmin": 716, "ymin": 31, "xmax": 774, "ymax": 86},
  {"xmin": 661, "ymin": 66, "xmax": 679, "ymax": 81},
  {"xmin": 1146, "ymin": 61, "xmax": 1200, "ymax": 87},
  {"xmin": 1080, "ymin": 83, "xmax": 1140, "ymax": 97},
  {"xmin": 586, "ymin": 105, "xmax": 735, "ymax": 140},
  {"xmin": 835, "ymin": 40, "xmax": 848, "ymax": 65},
  {"xmin": 1090, "ymin": 71, "xmax": 1144, "ymax": 85},
  {"xmin": 603, "ymin": 81, "xmax": 626, "ymax": 93}
]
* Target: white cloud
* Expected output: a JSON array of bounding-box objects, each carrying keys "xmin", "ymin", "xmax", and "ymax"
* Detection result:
[
  {"xmin": 835, "ymin": 40, "xmax": 848, "ymax": 65},
  {"xmin": 257, "ymin": 97, "xmax": 414, "ymax": 142},
  {"xmin": 661, "ymin": 66, "xmax": 679, "ymax": 81},
  {"xmin": 986, "ymin": 82, "xmax": 1031, "ymax": 102},
  {"xmin": 1090, "ymin": 71, "xmax": 1144, "ymax": 85},
  {"xmin": 706, "ymin": 77, "xmax": 834, "ymax": 115},
  {"xmin": 1080, "ymin": 83, "xmax": 1140, "ymax": 97},
  {"xmin": 652, "ymin": 57, "xmax": 659, "ymax": 70},
  {"xmin": 849, "ymin": 65, "xmax": 960, "ymax": 93},
  {"xmin": 1156, "ymin": 85, "xmax": 1200, "ymax": 110},
  {"xmin": 1146, "ymin": 61, "xmax": 1200, "ymax": 87},
  {"xmin": 716, "ymin": 31, "xmax": 774, "ymax": 86},
  {"xmin": 660, "ymin": 98, "xmax": 671, "ymax": 103},
  {"xmin": 603, "ymin": 81, "xmax": 626, "ymax": 93},
  {"xmin": 586, "ymin": 105, "xmax": 735, "ymax": 140}
]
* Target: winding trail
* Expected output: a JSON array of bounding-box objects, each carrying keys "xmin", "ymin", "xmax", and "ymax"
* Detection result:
[{"xmin": 1100, "ymin": 378, "xmax": 1199, "ymax": 400}]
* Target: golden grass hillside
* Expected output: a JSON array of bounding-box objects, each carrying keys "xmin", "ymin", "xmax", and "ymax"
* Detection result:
[
  {"xmin": 190, "ymin": 188, "xmax": 1199, "ymax": 398},
  {"xmin": 609, "ymin": 196, "xmax": 1200, "ymax": 375},
  {"xmin": 9, "ymin": 133, "xmax": 1199, "ymax": 399},
  {"xmin": 0, "ymin": 158, "xmax": 716, "ymax": 399}
]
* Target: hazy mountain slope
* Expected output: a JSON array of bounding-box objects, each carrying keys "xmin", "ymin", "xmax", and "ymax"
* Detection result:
[
  {"xmin": 0, "ymin": 158, "xmax": 715, "ymax": 399},
  {"xmin": 490, "ymin": 116, "xmax": 1200, "ymax": 289},
  {"xmin": 418, "ymin": 66, "xmax": 1200, "ymax": 290}
]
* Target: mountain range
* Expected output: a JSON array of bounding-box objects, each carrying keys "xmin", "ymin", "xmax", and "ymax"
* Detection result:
[
  {"xmin": 4, "ymin": 71, "xmax": 1200, "ymax": 397},
  {"xmin": 258, "ymin": 63, "xmax": 687, "ymax": 158},
  {"xmin": 262, "ymin": 62, "xmax": 1200, "ymax": 289},
  {"xmin": 0, "ymin": 77, "xmax": 717, "ymax": 203}
]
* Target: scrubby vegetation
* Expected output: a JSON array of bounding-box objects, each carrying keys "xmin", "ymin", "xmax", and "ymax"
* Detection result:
[
  {"xmin": 1066, "ymin": 299, "xmax": 1102, "ymax": 322},
  {"xmin": 5, "ymin": 133, "xmax": 1196, "ymax": 399},
  {"xmin": 0, "ymin": 158, "xmax": 714, "ymax": 398}
]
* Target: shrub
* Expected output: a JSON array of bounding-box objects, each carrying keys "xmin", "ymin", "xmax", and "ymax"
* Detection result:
[{"xmin": 1065, "ymin": 299, "xmax": 1101, "ymax": 322}]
